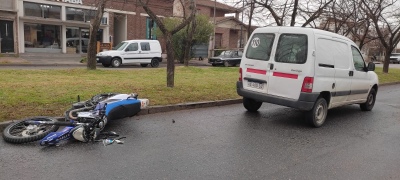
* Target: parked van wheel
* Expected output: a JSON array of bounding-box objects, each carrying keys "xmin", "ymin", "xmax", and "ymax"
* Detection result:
[
  {"xmin": 305, "ymin": 98, "xmax": 327, "ymax": 128},
  {"xmin": 140, "ymin": 64, "xmax": 148, "ymax": 67},
  {"xmin": 111, "ymin": 58, "xmax": 122, "ymax": 67},
  {"xmin": 243, "ymin": 97, "xmax": 262, "ymax": 112},
  {"xmin": 102, "ymin": 63, "xmax": 111, "ymax": 67},
  {"xmin": 360, "ymin": 88, "xmax": 376, "ymax": 111},
  {"xmin": 224, "ymin": 61, "xmax": 230, "ymax": 67},
  {"xmin": 151, "ymin": 58, "xmax": 159, "ymax": 67}
]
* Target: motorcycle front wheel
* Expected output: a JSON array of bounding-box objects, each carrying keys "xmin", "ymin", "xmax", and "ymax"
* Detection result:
[{"xmin": 3, "ymin": 117, "xmax": 59, "ymax": 144}]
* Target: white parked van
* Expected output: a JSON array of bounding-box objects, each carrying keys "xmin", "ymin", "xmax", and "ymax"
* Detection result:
[
  {"xmin": 237, "ymin": 27, "xmax": 379, "ymax": 127},
  {"xmin": 96, "ymin": 40, "xmax": 162, "ymax": 68}
]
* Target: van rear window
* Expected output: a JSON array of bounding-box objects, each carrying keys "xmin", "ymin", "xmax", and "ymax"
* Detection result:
[
  {"xmin": 245, "ymin": 33, "xmax": 275, "ymax": 61},
  {"xmin": 275, "ymin": 34, "xmax": 308, "ymax": 64}
]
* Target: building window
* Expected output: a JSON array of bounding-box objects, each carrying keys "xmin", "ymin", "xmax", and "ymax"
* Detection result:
[
  {"xmin": 24, "ymin": 2, "xmax": 61, "ymax": 19},
  {"xmin": 66, "ymin": 7, "xmax": 97, "ymax": 22},
  {"xmin": 24, "ymin": 23, "xmax": 61, "ymax": 49}
]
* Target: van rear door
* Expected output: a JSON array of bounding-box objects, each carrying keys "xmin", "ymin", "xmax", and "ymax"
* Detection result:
[
  {"xmin": 267, "ymin": 30, "xmax": 313, "ymax": 100},
  {"xmin": 241, "ymin": 33, "xmax": 276, "ymax": 94}
]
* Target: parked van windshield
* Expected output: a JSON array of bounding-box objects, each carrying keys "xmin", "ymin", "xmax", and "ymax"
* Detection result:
[
  {"xmin": 275, "ymin": 34, "xmax": 307, "ymax": 64},
  {"xmin": 246, "ymin": 33, "xmax": 275, "ymax": 61},
  {"xmin": 113, "ymin": 42, "xmax": 129, "ymax": 50}
]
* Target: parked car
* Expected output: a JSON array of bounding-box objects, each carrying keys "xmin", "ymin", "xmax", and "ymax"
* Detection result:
[
  {"xmin": 66, "ymin": 38, "xmax": 89, "ymax": 53},
  {"xmin": 208, "ymin": 50, "xmax": 243, "ymax": 67},
  {"xmin": 389, "ymin": 53, "xmax": 400, "ymax": 64}
]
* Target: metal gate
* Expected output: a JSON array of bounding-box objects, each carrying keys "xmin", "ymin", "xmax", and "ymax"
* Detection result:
[{"xmin": 191, "ymin": 43, "xmax": 208, "ymax": 60}]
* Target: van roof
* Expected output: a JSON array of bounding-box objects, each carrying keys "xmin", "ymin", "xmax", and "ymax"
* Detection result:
[
  {"xmin": 123, "ymin": 39, "xmax": 160, "ymax": 43},
  {"xmin": 253, "ymin": 26, "xmax": 355, "ymax": 46}
]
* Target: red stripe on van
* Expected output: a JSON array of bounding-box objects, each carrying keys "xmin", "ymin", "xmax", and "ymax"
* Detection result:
[
  {"xmin": 273, "ymin": 72, "xmax": 298, "ymax": 79},
  {"xmin": 247, "ymin": 68, "xmax": 267, "ymax": 75}
]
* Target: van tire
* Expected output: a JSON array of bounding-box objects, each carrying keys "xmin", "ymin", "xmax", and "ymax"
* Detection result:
[
  {"xmin": 360, "ymin": 88, "xmax": 376, "ymax": 111},
  {"xmin": 140, "ymin": 64, "xmax": 148, "ymax": 67},
  {"xmin": 305, "ymin": 98, "xmax": 328, "ymax": 128},
  {"xmin": 102, "ymin": 63, "xmax": 111, "ymax": 67},
  {"xmin": 151, "ymin": 58, "xmax": 159, "ymax": 67},
  {"xmin": 111, "ymin": 58, "xmax": 122, "ymax": 67},
  {"xmin": 243, "ymin": 97, "xmax": 262, "ymax": 112}
]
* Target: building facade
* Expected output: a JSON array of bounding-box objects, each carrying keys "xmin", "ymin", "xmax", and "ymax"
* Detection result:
[
  {"xmin": 173, "ymin": 0, "xmax": 248, "ymax": 57},
  {"xmin": 0, "ymin": 0, "xmax": 18, "ymax": 54},
  {"xmin": 1, "ymin": 0, "xmax": 173, "ymax": 55}
]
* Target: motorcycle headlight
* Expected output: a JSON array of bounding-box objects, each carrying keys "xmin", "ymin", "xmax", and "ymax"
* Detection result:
[{"xmin": 72, "ymin": 126, "xmax": 88, "ymax": 142}]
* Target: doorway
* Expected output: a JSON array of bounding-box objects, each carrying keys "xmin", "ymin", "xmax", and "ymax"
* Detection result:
[{"xmin": 0, "ymin": 20, "xmax": 14, "ymax": 53}]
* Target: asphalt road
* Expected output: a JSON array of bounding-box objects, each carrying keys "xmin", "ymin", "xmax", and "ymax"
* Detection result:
[{"xmin": 1, "ymin": 84, "xmax": 400, "ymax": 180}]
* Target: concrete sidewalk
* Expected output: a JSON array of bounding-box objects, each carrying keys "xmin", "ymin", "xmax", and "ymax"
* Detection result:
[{"xmin": 0, "ymin": 53, "xmax": 211, "ymax": 66}]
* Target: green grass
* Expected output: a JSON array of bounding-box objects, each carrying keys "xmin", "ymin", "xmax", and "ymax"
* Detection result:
[
  {"xmin": 374, "ymin": 67, "xmax": 400, "ymax": 84},
  {"xmin": 0, "ymin": 66, "xmax": 398, "ymax": 122},
  {"xmin": 0, "ymin": 67, "xmax": 241, "ymax": 121}
]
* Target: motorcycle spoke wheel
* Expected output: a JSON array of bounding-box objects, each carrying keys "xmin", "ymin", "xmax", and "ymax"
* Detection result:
[{"xmin": 3, "ymin": 117, "xmax": 59, "ymax": 144}]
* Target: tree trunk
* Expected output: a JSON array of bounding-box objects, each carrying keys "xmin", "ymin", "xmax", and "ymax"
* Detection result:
[
  {"xmin": 247, "ymin": 0, "xmax": 254, "ymax": 39},
  {"xmin": 165, "ymin": 32, "xmax": 175, "ymax": 87},
  {"xmin": 184, "ymin": 17, "xmax": 196, "ymax": 67},
  {"xmin": 87, "ymin": 0, "xmax": 106, "ymax": 70},
  {"xmin": 383, "ymin": 49, "xmax": 390, "ymax": 73}
]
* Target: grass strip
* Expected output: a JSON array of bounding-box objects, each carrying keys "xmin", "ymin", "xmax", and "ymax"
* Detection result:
[{"xmin": 0, "ymin": 66, "xmax": 398, "ymax": 122}]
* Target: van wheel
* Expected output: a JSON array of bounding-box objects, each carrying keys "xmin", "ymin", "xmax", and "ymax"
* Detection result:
[
  {"xmin": 360, "ymin": 88, "xmax": 376, "ymax": 111},
  {"xmin": 212, "ymin": 64, "xmax": 217, "ymax": 66},
  {"xmin": 305, "ymin": 98, "xmax": 328, "ymax": 128},
  {"xmin": 150, "ymin": 58, "xmax": 159, "ymax": 67},
  {"xmin": 111, "ymin": 58, "xmax": 121, "ymax": 67},
  {"xmin": 243, "ymin": 97, "xmax": 262, "ymax": 112},
  {"xmin": 102, "ymin": 63, "xmax": 111, "ymax": 67},
  {"xmin": 140, "ymin": 64, "xmax": 148, "ymax": 67},
  {"xmin": 224, "ymin": 61, "xmax": 230, "ymax": 67}
]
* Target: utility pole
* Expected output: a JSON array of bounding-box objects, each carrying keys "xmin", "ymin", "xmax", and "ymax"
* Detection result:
[
  {"xmin": 212, "ymin": 0, "xmax": 216, "ymax": 57},
  {"xmin": 239, "ymin": 0, "xmax": 244, "ymax": 48}
]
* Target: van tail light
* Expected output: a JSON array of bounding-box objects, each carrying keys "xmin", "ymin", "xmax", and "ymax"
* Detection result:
[
  {"xmin": 239, "ymin": 68, "xmax": 242, "ymax": 81},
  {"xmin": 301, "ymin": 77, "xmax": 314, "ymax": 93}
]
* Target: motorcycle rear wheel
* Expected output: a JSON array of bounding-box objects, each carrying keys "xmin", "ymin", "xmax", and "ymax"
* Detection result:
[{"xmin": 3, "ymin": 117, "xmax": 59, "ymax": 144}]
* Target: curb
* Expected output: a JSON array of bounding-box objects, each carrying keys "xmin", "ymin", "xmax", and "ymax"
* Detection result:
[{"xmin": 0, "ymin": 98, "xmax": 242, "ymax": 132}]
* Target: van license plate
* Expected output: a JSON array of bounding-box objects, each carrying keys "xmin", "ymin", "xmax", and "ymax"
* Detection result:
[{"xmin": 247, "ymin": 81, "xmax": 264, "ymax": 89}]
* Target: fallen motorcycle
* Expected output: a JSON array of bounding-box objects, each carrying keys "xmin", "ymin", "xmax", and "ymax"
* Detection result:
[{"xmin": 2, "ymin": 93, "xmax": 149, "ymax": 146}]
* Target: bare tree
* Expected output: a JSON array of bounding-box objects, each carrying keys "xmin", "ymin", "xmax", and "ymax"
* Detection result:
[
  {"xmin": 87, "ymin": 0, "xmax": 109, "ymax": 70},
  {"xmin": 253, "ymin": 0, "xmax": 333, "ymax": 27},
  {"xmin": 138, "ymin": 0, "xmax": 196, "ymax": 87},
  {"xmin": 317, "ymin": 0, "xmax": 378, "ymax": 51},
  {"xmin": 361, "ymin": 0, "xmax": 400, "ymax": 73}
]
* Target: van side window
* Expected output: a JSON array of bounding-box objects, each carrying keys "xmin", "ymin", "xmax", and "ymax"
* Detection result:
[
  {"xmin": 141, "ymin": 42, "xmax": 151, "ymax": 51},
  {"xmin": 245, "ymin": 33, "xmax": 275, "ymax": 61},
  {"xmin": 126, "ymin": 43, "xmax": 138, "ymax": 51},
  {"xmin": 351, "ymin": 46, "xmax": 365, "ymax": 71},
  {"xmin": 275, "ymin": 34, "xmax": 307, "ymax": 64}
]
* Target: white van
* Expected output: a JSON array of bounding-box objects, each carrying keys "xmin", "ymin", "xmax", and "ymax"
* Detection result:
[
  {"xmin": 96, "ymin": 40, "xmax": 162, "ymax": 67},
  {"xmin": 237, "ymin": 27, "xmax": 379, "ymax": 127}
]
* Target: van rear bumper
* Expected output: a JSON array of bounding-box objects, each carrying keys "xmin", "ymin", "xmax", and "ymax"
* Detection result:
[{"xmin": 236, "ymin": 81, "xmax": 319, "ymax": 111}]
